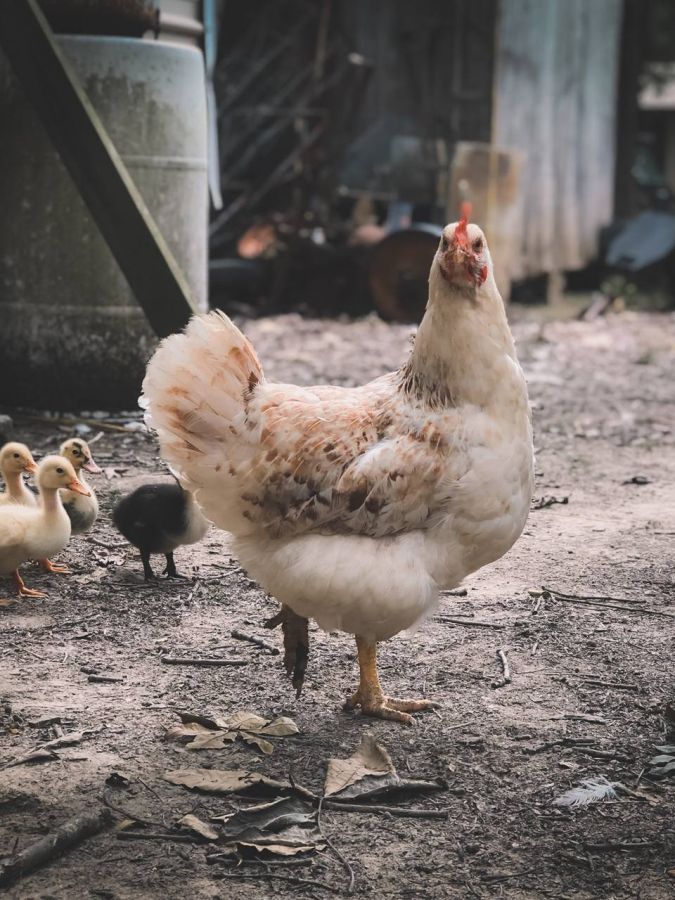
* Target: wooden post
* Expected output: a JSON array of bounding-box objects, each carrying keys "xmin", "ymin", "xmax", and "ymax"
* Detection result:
[{"xmin": 0, "ymin": 0, "xmax": 197, "ymax": 338}]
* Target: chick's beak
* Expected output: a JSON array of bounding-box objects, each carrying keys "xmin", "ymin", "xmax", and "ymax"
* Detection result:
[
  {"xmin": 25, "ymin": 460, "xmax": 38, "ymax": 475},
  {"xmin": 68, "ymin": 479, "xmax": 91, "ymax": 497},
  {"xmin": 83, "ymin": 457, "xmax": 102, "ymax": 474}
]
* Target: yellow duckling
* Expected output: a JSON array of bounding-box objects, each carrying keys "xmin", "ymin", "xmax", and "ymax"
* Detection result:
[
  {"xmin": 0, "ymin": 442, "xmax": 38, "ymax": 506},
  {"xmin": 59, "ymin": 438, "xmax": 102, "ymax": 534},
  {"xmin": 0, "ymin": 456, "xmax": 89, "ymax": 601}
]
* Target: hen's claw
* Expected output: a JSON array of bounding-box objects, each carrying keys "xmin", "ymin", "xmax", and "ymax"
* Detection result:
[
  {"xmin": 39, "ymin": 558, "xmax": 70, "ymax": 574},
  {"xmin": 348, "ymin": 635, "xmax": 436, "ymax": 725},
  {"xmin": 265, "ymin": 605, "xmax": 309, "ymax": 697},
  {"xmin": 12, "ymin": 571, "xmax": 46, "ymax": 598},
  {"xmin": 345, "ymin": 690, "xmax": 435, "ymax": 725}
]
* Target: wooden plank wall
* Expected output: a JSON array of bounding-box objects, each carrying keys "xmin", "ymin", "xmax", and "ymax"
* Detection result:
[
  {"xmin": 338, "ymin": 0, "xmax": 496, "ymax": 195},
  {"xmin": 493, "ymin": 0, "xmax": 623, "ymax": 280}
]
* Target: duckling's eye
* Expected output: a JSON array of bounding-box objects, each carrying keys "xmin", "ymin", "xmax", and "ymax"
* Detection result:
[
  {"xmin": 56, "ymin": 467, "xmax": 64, "ymax": 475},
  {"xmin": 472, "ymin": 238, "xmax": 483, "ymax": 252},
  {"xmin": 72, "ymin": 449, "xmax": 81, "ymax": 457},
  {"xmin": 13, "ymin": 453, "xmax": 19, "ymax": 458}
]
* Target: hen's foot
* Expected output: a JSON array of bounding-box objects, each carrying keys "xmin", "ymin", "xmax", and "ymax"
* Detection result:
[
  {"xmin": 344, "ymin": 690, "xmax": 435, "ymax": 725},
  {"xmin": 39, "ymin": 558, "xmax": 70, "ymax": 575},
  {"xmin": 12, "ymin": 571, "xmax": 46, "ymax": 598},
  {"xmin": 264, "ymin": 605, "xmax": 309, "ymax": 698},
  {"xmin": 347, "ymin": 635, "xmax": 436, "ymax": 725}
]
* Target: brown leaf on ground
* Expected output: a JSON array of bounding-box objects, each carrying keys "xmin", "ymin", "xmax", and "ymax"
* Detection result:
[
  {"xmin": 166, "ymin": 711, "xmax": 298, "ymax": 755},
  {"xmin": 324, "ymin": 733, "xmax": 395, "ymax": 797},
  {"xmin": 177, "ymin": 814, "xmax": 219, "ymax": 841},
  {"xmin": 164, "ymin": 768, "xmax": 293, "ymax": 796},
  {"xmin": 324, "ymin": 733, "xmax": 447, "ymax": 802}
]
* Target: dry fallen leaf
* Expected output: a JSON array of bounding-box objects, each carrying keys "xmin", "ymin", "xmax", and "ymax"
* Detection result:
[
  {"xmin": 164, "ymin": 768, "xmax": 293, "ymax": 796},
  {"xmin": 324, "ymin": 733, "xmax": 395, "ymax": 797},
  {"xmin": 241, "ymin": 733, "xmax": 274, "ymax": 755},
  {"xmin": 178, "ymin": 814, "xmax": 219, "ymax": 841},
  {"xmin": 215, "ymin": 798, "xmax": 323, "ymax": 858},
  {"xmin": 324, "ymin": 733, "xmax": 446, "ymax": 801},
  {"xmin": 166, "ymin": 711, "xmax": 298, "ymax": 755}
]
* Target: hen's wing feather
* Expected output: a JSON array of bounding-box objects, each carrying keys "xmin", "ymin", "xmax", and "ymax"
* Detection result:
[{"xmin": 143, "ymin": 312, "xmax": 467, "ymax": 539}]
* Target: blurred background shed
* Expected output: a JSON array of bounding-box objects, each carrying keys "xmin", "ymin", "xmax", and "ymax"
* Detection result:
[{"xmin": 0, "ymin": 0, "xmax": 674, "ymax": 408}]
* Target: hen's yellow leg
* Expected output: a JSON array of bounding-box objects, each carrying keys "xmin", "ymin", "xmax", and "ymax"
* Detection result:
[
  {"xmin": 12, "ymin": 571, "xmax": 46, "ymax": 598},
  {"xmin": 345, "ymin": 636, "xmax": 436, "ymax": 725},
  {"xmin": 39, "ymin": 558, "xmax": 70, "ymax": 574}
]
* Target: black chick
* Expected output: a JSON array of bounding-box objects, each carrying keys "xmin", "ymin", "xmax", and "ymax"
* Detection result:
[{"xmin": 112, "ymin": 483, "xmax": 208, "ymax": 580}]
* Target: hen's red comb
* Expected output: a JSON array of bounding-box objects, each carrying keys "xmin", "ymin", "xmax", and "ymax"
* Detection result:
[{"xmin": 455, "ymin": 201, "xmax": 472, "ymax": 247}]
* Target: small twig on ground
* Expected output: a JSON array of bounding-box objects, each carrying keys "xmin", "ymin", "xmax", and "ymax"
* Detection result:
[
  {"xmin": 575, "ymin": 747, "xmax": 631, "ymax": 762},
  {"xmin": 87, "ymin": 536, "xmax": 128, "ymax": 551},
  {"xmin": 440, "ymin": 588, "xmax": 468, "ymax": 597},
  {"xmin": 492, "ymin": 649, "xmax": 511, "ymax": 689},
  {"xmin": 0, "ymin": 808, "xmax": 113, "ymax": 887},
  {"xmin": 323, "ymin": 801, "xmax": 449, "ymax": 819},
  {"xmin": 231, "ymin": 629, "xmax": 280, "ymax": 655},
  {"xmin": 541, "ymin": 585, "xmax": 645, "ymax": 604},
  {"xmin": 541, "ymin": 587, "xmax": 674, "ymax": 619},
  {"xmin": 317, "ymin": 795, "xmax": 355, "ymax": 894},
  {"xmin": 436, "ymin": 617, "xmax": 505, "ymax": 630},
  {"xmin": 88, "ymin": 674, "xmax": 124, "ymax": 684},
  {"xmin": 160, "ymin": 656, "xmax": 248, "ymax": 667},
  {"xmin": 115, "ymin": 831, "xmax": 201, "ymax": 844},
  {"xmin": 581, "ymin": 680, "xmax": 638, "ymax": 691}
]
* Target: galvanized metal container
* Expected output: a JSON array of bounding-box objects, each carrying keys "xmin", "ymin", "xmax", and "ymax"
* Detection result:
[{"xmin": 0, "ymin": 36, "xmax": 208, "ymax": 409}]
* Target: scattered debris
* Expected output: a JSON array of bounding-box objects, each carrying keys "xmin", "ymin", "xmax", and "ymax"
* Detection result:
[
  {"xmin": 622, "ymin": 475, "xmax": 651, "ymax": 485},
  {"xmin": 166, "ymin": 711, "xmax": 299, "ymax": 755},
  {"xmin": 645, "ymin": 745, "xmax": 675, "ymax": 779},
  {"xmin": 491, "ymin": 649, "xmax": 512, "ymax": 689},
  {"xmin": 541, "ymin": 586, "xmax": 674, "ymax": 619},
  {"xmin": 87, "ymin": 674, "xmax": 124, "ymax": 684},
  {"xmin": 0, "ymin": 808, "xmax": 113, "ymax": 887},
  {"xmin": 532, "ymin": 495, "xmax": 569, "ymax": 510},
  {"xmin": 231, "ymin": 629, "xmax": 280, "ymax": 655},
  {"xmin": 160, "ymin": 656, "xmax": 248, "ymax": 668},
  {"xmin": 552, "ymin": 776, "xmax": 620, "ymax": 808}
]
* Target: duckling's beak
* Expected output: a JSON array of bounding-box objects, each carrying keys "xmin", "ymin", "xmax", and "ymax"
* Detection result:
[
  {"xmin": 82, "ymin": 457, "xmax": 102, "ymax": 474},
  {"xmin": 24, "ymin": 460, "xmax": 38, "ymax": 475},
  {"xmin": 68, "ymin": 479, "xmax": 91, "ymax": 496}
]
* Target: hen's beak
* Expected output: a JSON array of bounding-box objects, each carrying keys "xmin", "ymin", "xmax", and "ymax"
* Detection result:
[
  {"xmin": 24, "ymin": 460, "xmax": 38, "ymax": 475},
  {"xmin": 83, "ymin": 457, "xmax": 102, "ymax": 474},
  {"xmin": 68, "ymin": 479, "xmax": 91, "ymax": 497}
]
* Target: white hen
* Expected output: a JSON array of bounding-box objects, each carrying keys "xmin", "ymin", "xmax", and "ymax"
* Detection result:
[{"xmin": 142, "ymin": 209, "xmax": 534, "ymax": 723}]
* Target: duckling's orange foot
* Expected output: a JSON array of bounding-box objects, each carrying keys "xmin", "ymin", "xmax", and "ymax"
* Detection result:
[
  {"xmin": 264, "ymin": 605, "xmax": 309, "ymax": 698},
  {"xmin": 39, "ymin": 558, "xmax": 70, "ymax": 575},
  {"xmin": 344, "ymin": 690, "xmax": 435, "ymax": 725},
  {"xmin": 12, "ymin": 572, "xmax": 46, "ymax": 598}
]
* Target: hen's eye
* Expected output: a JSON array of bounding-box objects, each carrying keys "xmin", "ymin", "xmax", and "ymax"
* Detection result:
[
  {"xmin": 441, "ymin": 236, "xmax": 448, "ymax": 251},
  {"xmin": 472, "ymin": 238, "xmax": 483, "ymax": 252}
]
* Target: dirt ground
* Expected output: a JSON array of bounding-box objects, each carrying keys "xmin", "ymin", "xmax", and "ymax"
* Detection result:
[{"xmin": 1, "ymin": 307, "xmax": 674, "ymax": 900}]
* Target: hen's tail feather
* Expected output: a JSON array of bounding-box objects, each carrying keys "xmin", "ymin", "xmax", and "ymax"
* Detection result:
[{"xmin": 141, "ymin": 311, "xmax": 264, "ymax": 492}]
